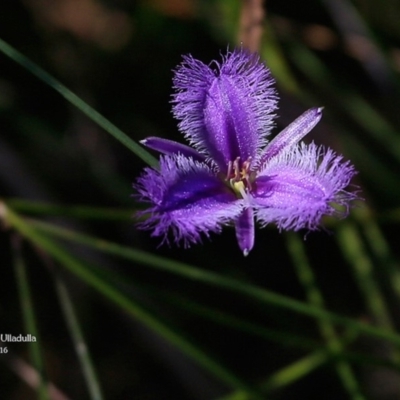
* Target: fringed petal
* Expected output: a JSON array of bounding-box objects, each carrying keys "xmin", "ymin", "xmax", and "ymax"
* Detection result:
[
  {"xmin": 134, "ymin": 155, "xmax": 243, "ymax": 247},
  {"xmin": 172, "ymin": 48, "xmax": 277, "ymax": 170},
  {"xmin": 252, "ymin": 143, "xmax": 357, "ymax": 231}
]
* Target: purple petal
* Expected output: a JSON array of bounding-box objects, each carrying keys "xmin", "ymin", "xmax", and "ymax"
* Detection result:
[
  {"xmin": 252, "ymin": 143, "xmax": 357, "ymax": 231},
  {"xmin": 134, "ymin": 155, "xmax": 243, "ymax": 247},
  {"xmin": 259, "ymin": 107, "xmax": 323, "ymax": 166},
  {"xmin": 172, "ymin": 49, "xmax": 277, "ymax": 170},
  {"xmin": 140, "ymin": 137, "xmax": 206, "ymax": 162},
  {"xmin": 234, "ymin": 208, "xmax": 255, "ymax": 256}
]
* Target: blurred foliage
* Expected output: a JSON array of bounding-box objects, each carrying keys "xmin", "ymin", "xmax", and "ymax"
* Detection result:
[{"xmin": 1, "ymin": 0, "xmax": 400, "ymax": 399}]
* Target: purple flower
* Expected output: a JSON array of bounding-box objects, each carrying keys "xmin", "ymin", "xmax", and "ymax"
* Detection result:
[{"xmin": 134, "ymin": 49, "xmax": 357, "ymax": 256}]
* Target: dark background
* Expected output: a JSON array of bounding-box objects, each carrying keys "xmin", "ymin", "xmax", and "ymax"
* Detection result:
[{"xmin": 1, "ymin": 1, "xmax": 400, "ymax": 399}]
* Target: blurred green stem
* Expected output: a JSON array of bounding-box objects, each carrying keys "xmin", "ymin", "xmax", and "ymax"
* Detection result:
[
  {"xmin": 219, "ymin": 350, "xmax": 329, "ymax": 400},
  {"xmin": 288, "ymin": 41, "xmax": 400, "ymax": 165},
  {"xmin": 5, "ymin": 206, "xmax": 264, "ymax": 399},
  {"xmin": 152, "ymin": 286, "xmax": 400, "ymax": 372},
  {"xmin": 337, "ymin": 221, "xmax": 400, "ymax": 364},
  {"xmin": 11, "ymin": 234, "xmax": 50, "ymax": 400},
  {"xmin": 286, "ymin": 232, "xmax": 364, "ymax": 400},
  {"xmin": 14, "ymin": 213, "xmax": 400, "ymax": 349},
  {"xmin": 337, "ymin": 222, "xmax": 394, "ymax": 330},
  {"xmin": 0, "ymin": 37, "xmax": 157, "ymax": 167},
  {"xmin": 355, "ymin": 207, "xmax": 400, "ymax": 301},
  {"xmin": 53, "ymin": 272, "xmax": 104, "ymax": 400},
  {"xmin": 262, "ymin": 19, "xmax": 299, "ymax": 94},
  {"xmin": 7, "ymin": 198, "xmax": 133, "ymax": 221}
]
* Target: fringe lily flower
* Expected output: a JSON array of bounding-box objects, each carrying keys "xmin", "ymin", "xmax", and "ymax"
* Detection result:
[{"xmin": 134, "ymin": 49, "xmax": 357, "ymax": 256}]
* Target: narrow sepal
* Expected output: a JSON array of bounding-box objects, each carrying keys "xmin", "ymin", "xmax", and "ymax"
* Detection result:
[
  {"xmin": 259, "ymin": 107, "xmax": 323, "ymax": 165},
  {"xmin": 140, "ymin": 137, "xmax": 205, "ymax": 162},
  {"xmin": 234, "ymin": 208, "xmax": 255, "ymax": 256}
]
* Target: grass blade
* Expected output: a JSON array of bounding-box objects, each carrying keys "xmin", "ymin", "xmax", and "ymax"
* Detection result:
[
  {"xmin": 53, "ymin": 273, "xmax": 104, "ymax": 400},
  {"xmin": 5, "ymin": 207, "xmax": 264, "ymax": 399},
  {"xmin": 288, "ymin": 41, "xmax": 400, "ymax": 164},
  {"xmin": 11, "ymin": 234, "xmax": 50, "ymax": 400},
  {"xmin": 336, "ymin": 222, "xmax": 394, "ymax": 330},
  {"xmin": 0, "ymin": 37, "xmax": 157, "ymax": 167},
  {"xmin": 8, "ymin": 198, "xmax": 133, "ymax": 221},
  {"xmin": 286, "ymin": 232, "xmax": 365, "ymax": 400},
  {"xmin": 151, "ymin": 286, "xmax": 400, "ymax": 372},
  {"xmin": 11, "ymin": 212, "xmax": 400, "ymax": 349},
  {"xmin": 355, "ymin": 207, "xmax": 400, "ymax": 301}
]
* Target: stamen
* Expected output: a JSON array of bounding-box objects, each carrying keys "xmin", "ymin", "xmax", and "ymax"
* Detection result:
[
  {"xmin": 233, "ymin": 157, "xmax": 241, "ymax": 180},
  {"xmin": 226, "ymin": 156, "xmax": 254, "ymax": 197},
  {"xmin": 226, "ymin": 160, "xmax": 233, "ymax": 181},
  {"xmin": 226, "ymin": 157, "xmax": 242, "ymax": 182},
  {"xmin": 241, "ymin": 157, "xmax": 253, "ymax": 190}
]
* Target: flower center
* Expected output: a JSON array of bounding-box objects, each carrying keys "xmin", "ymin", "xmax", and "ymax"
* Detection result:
[{"xmin": 226, "ymin": 157, "xmax": 253, "ymax": 198}]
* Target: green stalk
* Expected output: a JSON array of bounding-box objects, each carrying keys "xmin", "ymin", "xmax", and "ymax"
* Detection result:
[
  {"xmin": 149, "ymin": 287, "xmax": 400, "ymax": 372},
  {"xmin": 53, "ymin": 274, "xmax": 104, "ymax": 400},
  {"xmin": 0, "ymin": 37, "xmax": 157, "ymax": 167},
  {"xmin": 5, "ymin": 207, "xmax": 264, "ymax": 399},
  {"xmin": 155, "ymin": 289, "xmax": 321, "ymax": 351},
  {"xmin": 8, "ymin": 198, "xmax": 133, "ymax": 221},
  {"xmin": 337, "ymin": 222, "xmax": 394, "ymax": 330},
  {"xmin": 288, "ymin": 41, "xmax": 400, "ymax": 164},
  {"xmin": 11, "ymin": 235, "xmax": 50, "ymax": 400},
  {"xmin": 14, "ymin": 214, "xmax": 400, "ymax": 349},
  {"xmin": 218, "ymin": 350, "xmax": 333, "ymax": 400},
  {"xmin": 286, "ymin": 232, "xmax": 364, "ymax": 400},
  {"xmin": 355, "ymin": 207, "xmax": 400, "ymax": 301}
]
